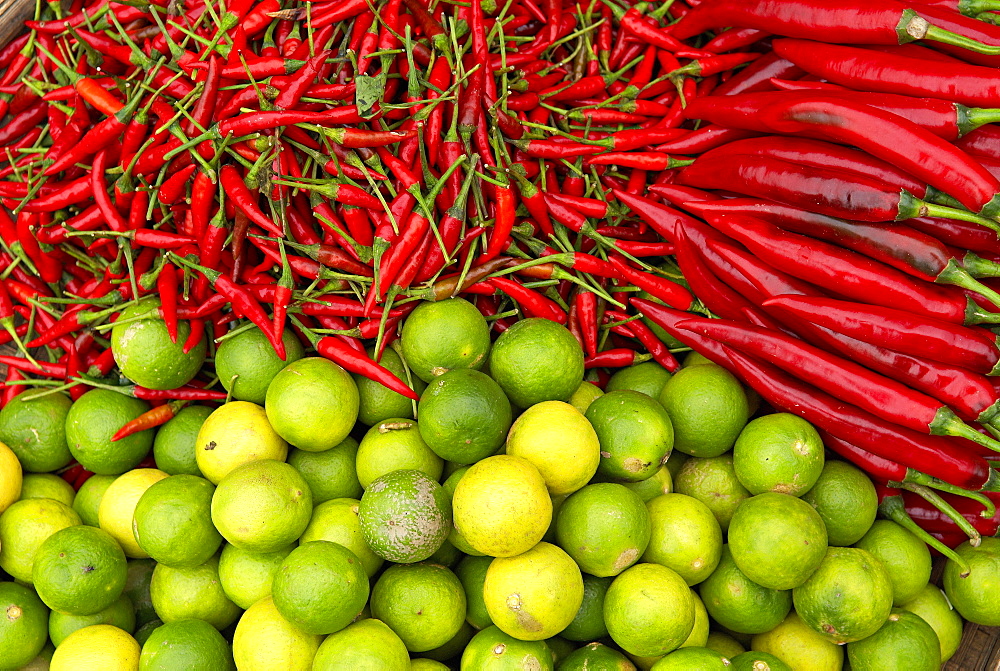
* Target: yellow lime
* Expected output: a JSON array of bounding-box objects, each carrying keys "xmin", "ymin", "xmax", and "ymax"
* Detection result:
[
  {"xmin": 484, "ymin": 542, "xmax": 583, "ymax": 641},
  {"xmin": 312, "ymin": 618, "xmax": 410, "ymax": 670},
  {"xmin": 658, "ymin": 364, "xmax": 749, "ymax": 458},
  {"xmin": 800, "ymin": 461, "xmax": 877, "ymax": 547},
  {"xmin": 452, "ymin": 455, "xmax": 552, "ymax": 557},
  {"xmin": 417, "ymin": 368, "xmax": 513, "ymax": 464},
  {"xmin": 604, "ymin": 563, "xmax": 695, "ymax": 657},
  {"xmin": 358, "ymin": 469, "xmax": 451, "ymax": 562},
  {"xmin": 110, "ymin": 297, "xmax": 206, "ymax": 390},
  {"xmin": 559, "ymin": 641, "xmax": 636, "ymax": 670},
  {"xmin": 150, "ymin": 555, "xmax": 241, "ymax": 630},
  {"xmin": 673, "ymin": 455, "xmax": 750, "ymax": 532},
  {"xmin": 698, "ymin": 545, "xmax": 792, "ymax": 635},
  {"xmin": 651, "ymin": 647, "xmax": 729, "ymax": 670},
  {"xmin": 0, "ymin": 392, "xmax": 72, "ymax": 473},
  {"xmin": 728, "ymin": 493, "xmax": 828, "ymax": 591},
  {"xmin": 943, "ymin": 536, "xmax": 1000, "ymax": 626},
  {"xmin": 506, "ymin": 401, "xmax": 600, "ymax": 496},
  {"xmin": 265, "ymin": 357, "xmax": 359, "ymax": 452},
  {"xmin": 555, "ymin": 483, "xmax": 651, "ymax": 577},
  {"xmin": 705, "ymin": 631, "xmax": 745, "ymax": 660},
  {"xmin": 899, "ymin": 584, "xmax": 963, "ymax": 662},
  {"xmin": 50, "ymin": 624, "xmax": 139, "ymax": 671},
  {"xmin": 272, "ymin": 541, "xmax": 369, "ymax": 635},
  {"xmin": 49, "ymin": 593, "xmax": 134, "ymax": 647},
  {"xmin": 0, "ymin": 581, "xmax": 49, "ymax": 668},
  {"xmin": 195, "ymin": 401, "xmax": 288, "ymax": 484},
  {"xmin": 33, "ymin": 525, "xmax": 127, "ymax": 616},
  {"xmin": 751, "ymin": 612, "xmax": 844, "ymax": 671},
  {"xmin": 568, "ymin": 381, "xmax": 604, "ymax": 415},
  {"xmin": 0, "ymin": 497, "xmax": 81, "ymax": 582},
  {"xmin": 217, "ymin": 542, "xmax": 293, "ymax": 610},
  {"xmin": 65, "ymin": 389, "xmax": 154, "ymax": 475},
  {"xmin": 356, "ymin": 418, "xmax": 443, "ymax": 488},
  {"xmin": 19, "ymin": 473, "xmax": 74, "ymax": 506},
  {"xmin": 72, "ymin": 474, "xmax": 116, "ymax": 527},
  {"xmin": 606, "ymin": 361, "xmax": 673, "ymax": 399},
  {"xmin": 854, "ymin": 520, "xmax": 931, "ymax": 605},
  {"xmin": 371, "ymin": 562, "xmax": 467, "ymax": 651},
  {"xmin": 286, "ymin": 437, "xmax": 362, "ymax": 503},
  {"xmin": 215, "ymin": 325, "xmax": 304, "ymax": 404},
  {"xmin": 98, "ymin": 468, "xmax": 168, "ymax": 558},
  {"xmin": 456, "ymin": 554, "xmax": 494, "ymax": 631},
  {"xmin": 138, "ymin": 617, "xmax": 234, "ymax": 670},
  {"xmin": 300, "ymin": 497, "xmax": 382, "ymax": 576},
  {"xmin": 211, "ymin": 459, "xmax": 312, "ymax": 553},
  {"xmin": 732, "ymin": 414, "xmax": 825, "ymax": 496},
  {"xmin": 0, "ymin": 440, "xmax": 21, "ymax": 515},
  {"xmin": 489, "ymin": 317, "xmax": 584, "ymax": 408},
  {"xmin": 459, "ymin": 625, "xmax": 553, "ymax": 670},
  {"xmin": 132, "ymin": 474, "xmax": 223, "ymax": 568},
  {"xmin": 586, "ymin": 390, "xmax": 674, "ymax": 482},
  {"xmin": 232, "ymin": 596, "xmax": 320, "ymax": 671},
  {"xmin": 400, "ymin": 297, "xmax": 492, "ymax": 382},
  {"xmin": 356, "ymin": 345, "xmax": 425, "ymax": 426},
  {"xmin": 643, "ymin": 493, "xmax": 722, "ymax": 586},
  {"xmin": 623, "ymin": 465, "xmax": 672, "ymax": 503},
  {"xmin": 152, "ymin": 405, "xmax": 212, "ymax": 477}
]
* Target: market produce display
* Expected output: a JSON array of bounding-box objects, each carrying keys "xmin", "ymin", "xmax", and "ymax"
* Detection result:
[{"xmin": 4, "ymin": 0, "xmax": 1000, "ymax": 667}]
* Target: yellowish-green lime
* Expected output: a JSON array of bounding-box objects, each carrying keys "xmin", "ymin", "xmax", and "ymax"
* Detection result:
[
  {"xmin": 586, "ymin": 390, "xmax": 674, "ymax": 482},
  {"xmin": 0, "ymin": 581, "xmax": 49, "ymax": 668},
  {"xmin": 683, "ymin": 351, "xmax": 714, "ymax": 367},
  {"xmin": 488, "ymin": 317, "xmax": 584, "ymax": 408},
  {"xmin": 800, "ymin": 460, "xmax": 877, "ymax": 547},
  {"xmin": 0, "ymin": 392, "xmax": 72, "ymax": 473},
  {"xmin": 33, "ymin": 525, "xmax": 127, "ymax": 616},
  {"xmin": 698, "ymin": 545, "xmax": 792, "ymax": 635},
  {"xmin": 111, "ymin": 297, "xmax": 207, "ymax": 391},
  {"xmin": 19, "ymin": 473, "xmax": 74, "ymax": 506},
  {"xmin": 272, "ymin": 541, "xmax": 369, "ymax": 635},
  {"xmin": 0, "ymin": 497, "xmax": 81, "ymax": 582},
  {"xmin": 606, "ymin": 361, "xmax": 673, "ymax": 399},
  {"xmin": 555, "ymin": 483, "xmax": 651, "ymax": 577},
  {"xmin": 300, "ymin": 497, "xmax": 383, "ymax": 577},
  {"xmin": 50, "ymin": 624, "xmax": 140, "ymax": 671},
  {"xmin": 358, "ymin": 469, "xmax": 451, "ymax": 563},
  {"xmin": 899, "ymin": 584, "xmax": 963, "ymax": 662},
  {"xmin": 98, "ymin": 468, "xmax": 168, "ymax": 558},
  {"xmin": 673, "ymin": 455, "xmax": 750, "ymax": 532},
  {"xmin": 138, "ymin": 617, "xmax": 234, "ymax": 671},
  {"xmin": 356, "ymin": 419, "xmax": 443, "ymax": 489},
  {"xmin": 943, "ymin": 537, "xmax": 1000, "ymax": 626},
  {"xmin": 459, "ymin": 625, "xmax": 553, "ymax": 671},
  {"xmin": 286, "ymin": 437, "xmax": 362, "ymax": 504},
  {"xmin": 732, "ymin": 414, "xmax": 825, "ymax": 496},
  {"xmin": 265, "ymin": 357, "xmax": 359, "ymax": 452},
  {"xmin": 455, "ymin": 554, "xmax": 494, "ymax": 631},
  {"xmin": 132, "ymin": 474, "xmax": 223, "ymax": 568},
  {"xmin": 355, "ymin": 345, "xmax": 424, "ymax": 426},
  {"xmin": 232, "ymin": 597, "xmax": 320, "ymax": 671},
  {"xmin": 152, "ymin": 405, "xmax": 212, "ymax": 476},
  {"xmin": 705, "ymin": 631, "xmax": 745, "ymax": 660},
  {"xmin": 194, "ymin": 401, "xmax": 288, "ymax": 485},
  {"xmin": 371, "ymin": 562, "xmax": 467, "ymax": 651},
  {"xmin": 149, "ymin": 555, "xmax": 241, "ymax": 630},
  {"xmin": 623, "ymin": 465, "xmax": 673, "ymax": 502},
  {"xmin": 751, "ymin": 612, "xmax": 844, "ymax": 671},
  {"xmin": 730, "ymin": 651, "xmax": 792, "ymax": 671},
  {"xmin": 399, "ymin": 297, "xmax": 492, "ymax": 383},
  {"xmin": 642, "ymin": 493, "xmax": 722, "ymax": 586},
  {"xmin": 506, "ymin": 401, "xmax": 600, "ymax": 496},
  {"xmin": 417, "ymin": 368, "xmax": 512, "ymax": 464},
  {"xmin": 847, "ymin": 609, "xmax": 940, "ymax": 671},
  {"xmin": 418, "ymin": 620, "xmax": 475, "ymax": 663},
  {"xmin": 72, "ymin": 474, "xmax": 116, "ymax": 527},
  {"xmin": 651, "ymin": 647, "xmax": 729, "ymax": 670},
  {"xmin": 681, "ymin": 592, "xmax": 710, "ymax": 649},
  {"xmin": 49, "ymin": 594, "xmax": 134, "ymax": 647},
  {"xmin": 311, "ymin": 618, "xmax": 410, "ymax": 671},
  {"xmin": 215, "ymin": 326, "xmax": 304, "ymax": 404},
  {"xmin": 217, "ymin": 542, "xmax": 293, "ymax": 610},
  {"xmin": 452, "ymin": 455, "xmax": 552, "ymax": 557},
  {"xmin": 604, "ymin": 563, "xmax": 695, "ymax": 658},
  {"xmin": 568, "ymin": 381, "xmax": 604, "ymax": 415},
  {"xmin": 65, "ymin": 389, "xmax": 154, "ymax": 475},
  {"xmin": 658, "ymin": 364, "xmax": 749, "ymax": 459},
  {"xmin": 854, "ymin": 520, "xmax": 931, "ymax": 605},
  {"xmin": 411, "ymin": 659, "xmax": 451, "ymax": 671},
  {"xmin": 0, "ymin": 440, "xmax": 20, "ymax": 515}
]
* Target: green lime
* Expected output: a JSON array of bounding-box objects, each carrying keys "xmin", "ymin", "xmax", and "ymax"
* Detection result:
[
  {"xmin": 698, "ymin": 545, "xmax": 792, "ymax": 635},
  {"xmin": 419, "ymin": 620, "xmax": 475, "ymax": 663},
  {"xmin": 793, "ymin": 546, "xmax": 893, "ymax": 643},
  {"xmin": 312, "ymin": 618, "xmax": 410, "ymax": 670},
  {"xmin": 272, "ymin": 541, "xmax": 369, "ymax": 635},
  {"xmin": 73, "ymin": 474, "xmax": 116, "ymax": 527},
  {"xmin": 705, "ymin": 631, "xmax": 745, "ymax": 660},
  {"xmin": 0, "ymin": 441, "xmax": 20, "ymax": 515},
  {"xmin": 300, "ymin": 497, "xmax": 383, "ymax": 577},
  {"xmin": 133, "ymin": 619, "xmax": 160, "ymax": 647},
  {"xmin": 650, "ymin": 647, "xmax": 729, "ymax": 670},
  {"xmin": 358, "ymin": 468, "xmax": 451, "ymax": 563},
  {"xmin": 215, "ymin": 326, "xmax": 304, "ymax": 404},
  {"xmin": 194, "ymin": 401, "xmax": 288, "ymax": 485},
  {"xmin": 728, "ymin": 493, "xmax": 828, "ymax": 590},
  {"xmin": 356, "ymin": 346, "xmax": 424, "ymax": 426},
  {"xmin": 489, "ymin": 318, "xmax": 584, "ymax": 408},
  {"xmin": 623, "ymin": 465, "xmax": 673, "ymax": 502},
  {"xmin": 732, "ymin": 414, "xmax": 825, "ymax": 496},
  {"xmin": 124, "ymin": 559, "xmax": 157, "ymax": 627},
  {"xmin": 664, "ymin": 451, "xmax": 688, "ymax": 482},
  {"xmin": 19, "ymin": 473, "xmax": 75, "ymax": 506},
  {"xmin": 356, "ymin": 419, "xmax": 443, "ymax": 488},
  {"xmin": 65, "ymin": 389, "xmax": 154, "ymax": 475},
  {"xmin": 371, "ymin": 562, "xmax": 467, "ymax": 651},
  {"xmin": 854, "ymin": 520, "xmax": 931, "ymax": 605},
  {"xmin": 460, "ymin": 625, "xmax": 553, "ymax": 670},
  {"xmin": 441, "ymin": 466, "xmax": 483, "ymax": 557},
  {"xmin": 265, "ymin": 357, "xmax": 359, "ymax": 452},
  {"xmin": 455, "ymin": 554, "xmax": 494, "ymax": 630},
  {"xmin": 0, "ymin": 392, "xmax": 73, "ymax": 473},
  {"xmin": 658, "ymin": 364, "xmax": 748, "ymax": 458},
  {"xmin": 152, "ymin": 405, "xmax": 212, "ymax": 476},
  {"xmin": 150, "ymin": 555, "xmax": 241, "ymax": 630},
  {"xmin": 483, "ymin": 542, "xmax": 583, "ymax": 641},
  {"xmin": 846, "ymin": 609, "xmax": 940, "ymax": 671},
  {"xmin": 0, "ymin": 581, "xmax": 49, "ymax": 668},
  {"xmin": 568, "ymin": 381, "xmax": 604, "ymax": 415},
  {"xmin": 411, "ymin": 660, "xmax": 451, "ymax": 671},
  {"xmin": 943, "ymin": 537, "xmax": 1000, "ymax": 626},
  {"xmin": 417, "ymin": 369, "xmax": 512, "ymax": 464},
  {"xmin": 111, "ymin": 297, "xmax": 207, "ymax": 390},
  {"xmin": 555, "ymin": 483, "xmax": 651, "ymax": 577},
  {"xmin": 49, "ymin": 594, "xmax": 135, "ymax": 647},
  {"xmin": 604, "ymin": 563, "xmax": 695, "ymax": 658},
  {"xmin": 0, "ymin": 497, "xmax": 81, "ymax": 582},
  {"xmin": 49, "ymin": 623, "xmax": 140, "ymax": 670},
  {"xmin": 606, "ymin": 361, "xmax": 673, "ymax": 399},
  {"xmin": 800, "ymin": 461, "xmax": 877, "ymax": 546},
  {"xmin": 682, "ymin": 351, "xmax": 714, "ymax": 367},
  {"xmin": 139, "ymin": 617, "xmax": 234, "ymax": 671},
  {"xmin": 643, "ymin": 493, "xmax": 722, "ymax": 586},
  {"xmin": 232, "ymin": 597, "xmax": 320, "ymax": 671},
  {"xmin": 33, "ymin": 525, "xmax": 127, "ymax": 616},
  {"xmin": 899, "ymin": 584, "xmax": 963, "ymax": 662},
  {"xmin": 400, "ymin": 297, "xmax": 492, "ymax": 382},
  {"xmin": 681, "ymin": 592, "xmax": 710, "ymax": 649},
  {"xmin": 211, "ymin": 459, "xmax": 313, "ymax": 553},
  {"xmin": 586, "ymin": 390, "xmax": 674, "ymax": 482},
  {"xmin": 559, "ymin": 642, "xmax": 635, "ymax": 670},
  {"xmin": 750, "ymin": 612, "xmax": 844, "ymax": 671},
  {"xmin": 98, "ymin": 469, "xmax": 169, "ymax": 558},
  {"xmin": 730, "ymin": 651, "xmax": 792, "ymax": 671},
  {"xmin": 506, "ymin": 400, "xmax": 601, "ymax": 496},
  {"xmin": 217, "ymin": 543, "xmax": 293, "ymax": 610},
  {"xmin": 132, "ymin": 475, "xmax": 221, "ymax": 568},
  {"xmin": 286, "ymin": 438, "xmax": 362, "ymax": 504},
  {"xmin": 452, "ymin": 455, "xmax": 552, "ymax": 557}
]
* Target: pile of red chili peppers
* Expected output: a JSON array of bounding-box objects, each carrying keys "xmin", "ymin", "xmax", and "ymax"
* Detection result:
[{"xmin": 6, "ymin": 0, "xmax": 1000, "ymax": 550}]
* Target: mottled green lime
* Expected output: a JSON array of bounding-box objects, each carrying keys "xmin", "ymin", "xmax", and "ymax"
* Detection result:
[
  {"xmin": 272, "ymin": 541, "xmax": 369, "ymax": 635},
  {"xmin": 133, "ymin": 475, "xmax": 222, "ymax": 568},
  {"xmin": 0, "ymin": 392, "xmax": 72, "ymax": 473},
  {"xmin": 673, "ymin": 455, "xmax": 750, "ymax": 532},
  {"xmin": 846, "ymin": 609, "xmax": 940, "ymax": 671},
  {"xmin": 733, "ymin": 413, "xmax": 825, "ymax": 496},
  {"xmin": 112, "ymin": 297, "xmax": 207, "ymax": 390},
  {"xmin": 358, "ymin": 469, "xmax": 451, "ymax": 563},
  {"xmin": 217, "ymin": 543, "xmax": 293, "ymax": 611},
  {"xmin": 0, "ymin": 581, "xmax": 49, "ymax": 668},
  {"xmin": 604, "ymin": 563, "xmax": 695, "ymax": 658},
  {"xmin": 400, "ymin": 298, "xmax": 491, "ymax": 383},
  {"xmin": 417, "ymin": 369, "xmax": 512, "ymax": 464},
  {"xmin": 355, "ymin": 346, "xmax": 424, "ymax": 426},
  {"xmin": 699, "ymin": 545, "xmax": 791, "ymax": 635},
  {"xmin": 33, "ymin": 525, "xmax": 127, "ymax": 616},
  {"xmin": 801, "ymin": 460, "xmax": 877, "ymax": 547},
  {"xmin": 312, "ymin": 618, "xmax": 410, "ymax": 671},
  {"xmin": 265, "ymin": 357, "xmax": 359, "ymax": 452},
  {"xmin": 153, "ymin": 406, "xmax": 213, "ymax": 477},
  {"xmin": 371, "ymin": 563, "xmax": 466, "ymax": 652},
  {"xmin": 459, "ymin": 626, "xmax": 553, "ymax": 670},
  {"xmin": 606, "ymin": 361, "xmax": 673, "ymax": 399},
  {"xmin": 555, "ymin": 483, "xmax": 651, "ymax": 577},
  {"xmin": 658, "ymin": 364, "xmax": 748, "ymax": 458},
  {"xmin": 586, "ymin": 390, "xmax": 674, "ymax": 482},
  {"xmin": 642, "ymin": 493, "xmax": 722, "ymax": 586},
  {"xmin": 139, "ymin": 618, "xmax": 235, "ymax": 671},
  {"xmin": 488, "ymin": 318, "xmax": 584, "ymax": 408},
  {"xmin": 149, "ymin": 555, "xmax": 241, "ymax": 630},
  {"xmin": 65, "ymin": 389, "xmax": 153, "ymax": 475},
  {"xmin": 49, "ymin": 594, "xmax": 135, "ymax": 647},
  {"xmin": 216, "ymin": 326, "xmax": 305, "ymax": 405}
]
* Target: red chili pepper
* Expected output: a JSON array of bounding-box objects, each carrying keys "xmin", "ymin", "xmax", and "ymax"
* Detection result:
[
  {"xmin": 480, "ymin": 183, "xmax": 517, "ymax": 264},
  {"xmin": 606, "ymin": 309, "xmax": 680, "ymax": 372},
  {"xmin": 485, "ymin": 277, "xmax": 568, "ymax": 324},
  {"xmin": 608, "ymin": 254, "xmax": 693, "ymax": 310},
  {"xmin": 157, "ymin": 264, "xmax": 180, "ymax": 344},
  {"xmin": 575, "ymin": 291, "xmax": 599, "ymax": 358},
  {"xmin": 111, "ymin": 400, "xmax": 187, "ymax": 442},
  {"xmin": 219, "ymin": 165, "xmax": 284, "ymax": 238},
  {"xmin": 317, "ymin": 336, "xmax": 419, "ymax": 400}
]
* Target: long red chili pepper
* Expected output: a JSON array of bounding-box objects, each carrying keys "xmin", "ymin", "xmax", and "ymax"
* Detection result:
[
  {"xmin": 111, "ymin": 400, "xmax": 188, "ymax": 442},
  {"xmin": 316, "ymin": 336, "xmax": 419, "ymax": 400}
]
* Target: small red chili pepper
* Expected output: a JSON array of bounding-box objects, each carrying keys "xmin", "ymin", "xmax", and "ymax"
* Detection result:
[
  {"xmin": 157, "ymin": 264, "xmax": 180, "ymax": 344},
  {"xmin": 317, "ymin": 336, "xmax": 419, "ymax": 400},
  {"xmin": 584, "ymin": 348, "xmax": 652, "ymax": 369},
  {"xmin": 112, "ymin": 401, "xmax": 188, "ymax": 442}
]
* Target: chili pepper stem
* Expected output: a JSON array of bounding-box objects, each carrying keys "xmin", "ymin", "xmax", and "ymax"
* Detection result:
[
  {"xmin": 878, "ymin": 491, "xmax": 971, "ymax": 576},
  {"xmin": 906, "ymin": 469, "xmax": 997, "ymax": 518},
  {"xmin": 900, "ymin": 481, "xmax": 982, "ymax": 546}
]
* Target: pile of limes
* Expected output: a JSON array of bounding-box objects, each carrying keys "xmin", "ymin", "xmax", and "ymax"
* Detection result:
[{"xmin": 0, "ymin": 297, "xmax": 987, "ymax": 670}]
